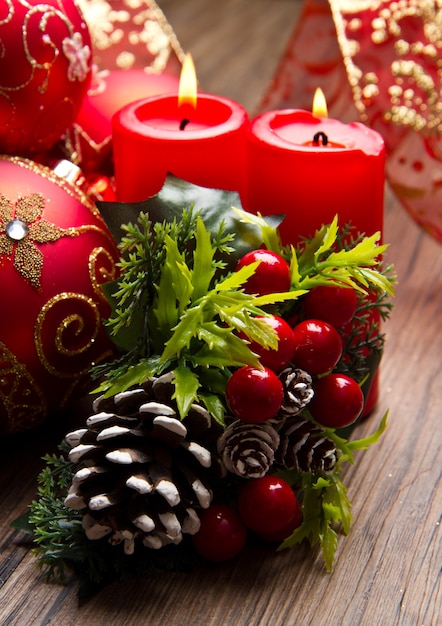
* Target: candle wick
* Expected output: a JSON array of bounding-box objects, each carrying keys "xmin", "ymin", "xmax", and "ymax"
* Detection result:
[
  {"xmin": 313, "ymin": 131, "xmax": 329, "ymax": 146},
  {"xmin": 180, "ymin": 118, "xmax": 190, "ymax": 131}
]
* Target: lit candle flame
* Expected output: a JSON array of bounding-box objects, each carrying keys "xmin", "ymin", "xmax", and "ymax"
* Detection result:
[
  {"xmin": 178, "ymin": 52, "xmax": 198, "ymax": 110},
  {"xmin": 312, "ymin": 87, "xmax": 328, "ymax": 118}
]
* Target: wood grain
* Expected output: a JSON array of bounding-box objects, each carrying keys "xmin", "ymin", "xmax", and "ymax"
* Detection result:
[{"xmin": 1, "ymin": 2, "xmax": 441, "ymax": 625}]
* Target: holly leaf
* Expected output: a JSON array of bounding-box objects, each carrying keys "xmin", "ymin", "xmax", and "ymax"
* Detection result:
[
  {"xmin": 333, "ymin": 479, "xmax": 352, "ymax": 535},
  {"xmin": 191, "ymin": 325, "xmax": 262, "ymax": 368},
  {"xmin": 192, "ymin": 217, "xmax": 217, "ymax": 301},
  {"xmin": 199, "ymin": 392, "xmax": 226, "ymax": 427},
  {"xmin": 319, "ymin": 518, "xmax": 338, "ymax": 573},
  {"xmin": 97, "ymin": 175, "xmax": 283, "ymax": 269},
  {"xmin": 173, "ymin": 364, "xmax": 200, "ymax": 418},
  {"xmin": 346, "ymin": 411, "xmax": 388, "ymax": 452},
  {"xmin": 160, "ymin": 304, "xmax": 205, "ymax": 363}
]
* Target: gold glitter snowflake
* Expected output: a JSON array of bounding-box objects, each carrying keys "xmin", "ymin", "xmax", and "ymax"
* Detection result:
[{"xmin": 0, "ymin": 193, "xmax": 77, "ymax": 291}]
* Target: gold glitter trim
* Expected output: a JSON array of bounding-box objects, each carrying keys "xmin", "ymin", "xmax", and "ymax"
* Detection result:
[
  {"xmin": 329, "ymin": 0, "xmax": 442, "ymax": 134},
  {"xmin": 0, "ymin": 156, "xmax": 98, "ymax": 214},
  {"xmin": 34, "ymin": 292, "xmax": 101, "ymax": 378},
  {"xmin": 0, "ymin": 341, "xmax": 47, "ymax": 433}
]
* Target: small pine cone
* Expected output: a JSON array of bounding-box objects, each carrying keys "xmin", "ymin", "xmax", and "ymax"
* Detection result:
[
  {"xmin": 64, "ymin": 381, "xmax": 220, "ymax": 554},
  {"xmin": 278, "ymin": 367, "xmax": 314, "ymax": 418},
  {"xmin": 217, "ymin": 420, "xmax": 280, "ymax": 478},
  {"xmin": 275, "ymin": 415, "xmax": 337, "ymax": 474}
]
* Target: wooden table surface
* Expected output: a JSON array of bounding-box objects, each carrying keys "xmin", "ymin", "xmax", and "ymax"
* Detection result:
[{"xmin": 1, "ymin": 1, "xmax": 441, "ymax": 624}]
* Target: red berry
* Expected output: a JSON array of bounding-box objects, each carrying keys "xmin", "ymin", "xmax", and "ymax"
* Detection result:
[
  {"xmin": 240, "ymin": 315, "xmax": 296, "ymax": 372},
  {"xmin": 192, "ymin": 504, "xmax": 247, "ymax": 562},
  {"xmin": 309, "ymin": 373, "xmax": 364, "ymax": 428},
  {"xmin": 238, "ymin": 476, "xmax": 302, "ymax": 542},
  {"xmin": 226, "ymin": 366, "xmax": 283, "ymax": 423},
  {"xmin": 237, "ymin": 249, "xmax": 291, "ymax": 296},
  {"xmin": 303, "ymin": 286, "xmax": 358, "ymax": 328},
  {"xmin": 291, "ymin": 319, "xmax": 343, "ymax": 375}
]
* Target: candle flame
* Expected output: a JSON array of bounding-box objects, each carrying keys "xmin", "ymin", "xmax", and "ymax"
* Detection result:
[
  {"xmin": 178, "ymin": 53, "xmax": 198, "ymax": 110},
  {"xmin": 312, "ymin": 87, "xmax": 328, "ymax": 118}
]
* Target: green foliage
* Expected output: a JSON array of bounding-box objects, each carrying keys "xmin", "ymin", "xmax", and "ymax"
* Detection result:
[
  {"xmin": 22, "ymin": 187, "xmax": 394, "ymax": 591},
  {"xmin": 279, "ymin": 412, "xmax": 388, "ymax": 570},
  {"xmin": 236, "ymin": 211, "xmax": 395, "ymax": 296},
  {"xmin": 94, "ymin": 212, "xmax": 303, "ymax": 416}
]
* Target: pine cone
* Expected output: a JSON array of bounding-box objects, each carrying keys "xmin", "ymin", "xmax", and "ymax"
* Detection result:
[
  {"xmin": 64, "ymin": 378, "xmax": 221, "ymax": 554},
  {"xmin": 278, "ymin": 367, "xmax": 314, "ymax": 418},
  {"xmin": 275, "ymin": 415, "xmax": 337, "ymax": 474},
  {"xmin": 217, "ymin": 420, "xmax": 280, "ymax": 478}
]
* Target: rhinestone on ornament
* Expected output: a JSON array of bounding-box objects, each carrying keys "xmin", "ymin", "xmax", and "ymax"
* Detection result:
[{"xmin": 6, "ymin": 219, "xmax": 28, "ymax": 241}]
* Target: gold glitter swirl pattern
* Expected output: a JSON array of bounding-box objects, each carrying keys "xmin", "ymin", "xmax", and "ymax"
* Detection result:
[
  {"xmin": 89, "ymin": 246, "xmax": 118, "ymax": 301},
  {"xmin": 0, "ymin": 341, "xmax": 47, "ymax": 433},
  {"xmin": 34, "ymin": 292, "xmax": 101, "ymax": 378},
  {"xmin": 0, "ymin": 0, "xmax": 90, "ymax": 94},
  {"xmin": 330, "ymin": 0, "xmax": 442, "ymax": 135}
]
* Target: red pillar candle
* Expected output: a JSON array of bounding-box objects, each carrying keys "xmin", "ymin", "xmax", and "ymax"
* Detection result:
[
  {"xmin": 244, "ymin": 90, "xmax": 385, "ymax": 244},
  {"xmin": 112, "ymin": 54, "xmax": 249, "ymax": 202}
]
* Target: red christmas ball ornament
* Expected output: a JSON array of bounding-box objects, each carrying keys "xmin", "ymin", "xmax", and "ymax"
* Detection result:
[
  {"xmin": 62, "ymin": 69, "xmax": 180, "ymax": 174},
  {"xmin": 0, "ymin": 0, "xmax": 92, "ymax": 156},
  {"xmin": 0, "ymin": 156, "xmax": 120, "ymax": 434}
]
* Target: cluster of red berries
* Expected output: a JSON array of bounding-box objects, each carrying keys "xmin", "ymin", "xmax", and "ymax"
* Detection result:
[
  {"xmin": 230, "ymin": 248, "xmax": 364, "ymax": 430},
  {"xmin": 193, "ymin": 249, "xmax": 367, "ymax": 562}
]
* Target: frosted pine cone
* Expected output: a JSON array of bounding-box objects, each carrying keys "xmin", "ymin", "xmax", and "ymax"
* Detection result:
[
  {"xmin": 275, "ymin": 415, "xmax": 337, "ymax": 474},
  {"xmin": 64, "ymin": 378, "xmax": 221, "ymax": 554},
  {"xmin": 217, "ymin": 420, "xmax": 280, "ymax": 478},
  {"xmin": 279, "ymin": 367, "xmax": 314, "ymax": 417}
]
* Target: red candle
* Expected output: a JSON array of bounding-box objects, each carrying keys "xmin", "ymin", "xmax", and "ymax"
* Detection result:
[
  {"xmin": 112, "ymin": 54, "xmax": 249, "ymax": 202},
  {"xmin": 243, "ymin": 89, "xmax": 385, "ymax": 244}
]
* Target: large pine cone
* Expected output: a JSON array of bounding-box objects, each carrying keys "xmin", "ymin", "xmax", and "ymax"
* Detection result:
[
  {"xmin": 64, "ymin": 375, "xmax": 222, "ymax": 554},
  {"xmin": 217, "ymin": 420, "xmax": 280, "ymax": 478},
  {"xmin": 275, "ymin": 415, "xmax": 337, "ymax": 474}
]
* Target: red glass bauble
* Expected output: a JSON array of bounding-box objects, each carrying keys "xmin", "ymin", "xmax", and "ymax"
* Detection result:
[
  {"xmin": 0, "ymin": 0, "xmax": 92, "ymax": 156},
  {"xmin": 63, "ymin": 69, "xmax": 180, "ymax": 174},
  {"xmin": 0, "ymin": 156, "xmax": 120, "ymax": 434}
]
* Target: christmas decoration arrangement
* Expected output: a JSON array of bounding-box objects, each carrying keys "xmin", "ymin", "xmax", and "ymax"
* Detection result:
[
  {"xmin": 2, "ymin": 0, "xmax": 399, "ymax": 601},
  {"xmin": 14, "ymin": 177, "xmax": 395, "ymax": 597}
]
